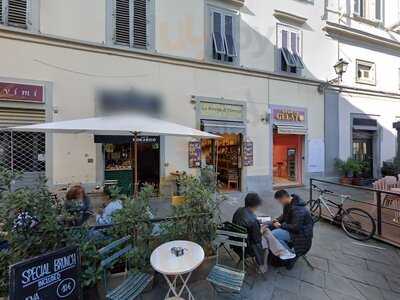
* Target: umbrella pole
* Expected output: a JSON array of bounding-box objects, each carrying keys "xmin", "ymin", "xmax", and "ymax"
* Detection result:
[{"xmin": 133, "ymin": 132, "xmax": 138, "ymax": 197}]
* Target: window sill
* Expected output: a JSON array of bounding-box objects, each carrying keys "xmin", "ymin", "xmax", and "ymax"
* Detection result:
[
  {"xmin": 353, "ymin": 15, "xmax": 382, "ymax": 28},
  {"xmin": 356, "ymin": 79, "xmax": 376, "ymax": 86}
]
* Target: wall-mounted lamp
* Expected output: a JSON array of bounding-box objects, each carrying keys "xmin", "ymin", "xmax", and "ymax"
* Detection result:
[{"xmin": 318, "ymin": 58, "xmax": 349, "ymax": 94}]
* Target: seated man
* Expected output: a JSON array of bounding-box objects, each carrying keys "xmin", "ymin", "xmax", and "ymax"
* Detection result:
[
  {"xmin": 233, "ymin": 193, "xmax": 295, "ymax": 273},
  {"xmin": 272, "ymin": 190, "xmax": 314, "ymax": 267}
]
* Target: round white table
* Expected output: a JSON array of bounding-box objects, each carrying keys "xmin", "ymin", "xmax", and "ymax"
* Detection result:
[{"xmin": 150, "ymin": 240, "xmax": 205, "ymax": 300}]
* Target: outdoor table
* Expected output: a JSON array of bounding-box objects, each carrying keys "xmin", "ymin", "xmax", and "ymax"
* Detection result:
[{"xmin": 150, "ymin": 240, "xmax": 205, "ymax": 300}]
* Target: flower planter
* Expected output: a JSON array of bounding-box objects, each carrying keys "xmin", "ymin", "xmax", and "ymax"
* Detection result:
[
  {"xmin": 171, "ymin": 196, "xmax": 186, "ymax": 206},
  {"xmin": 339, "ymin": 176, "xmax": 353, "ymax": 185}
]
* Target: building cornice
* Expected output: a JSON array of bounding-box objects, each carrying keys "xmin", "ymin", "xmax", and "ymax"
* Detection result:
[
  {"xmin": 323, "ymin": 21, "xmax": 400, "ymax": 51},
  {"xmin": 273, "ymin": 10, "xmax": 308, "ymax": 25},
  {"xmin": 0, "ymin": 25, "xmax": 323, "ymax": 87}
]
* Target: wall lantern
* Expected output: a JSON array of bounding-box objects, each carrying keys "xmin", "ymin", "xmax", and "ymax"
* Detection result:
[{"xmin": 333, "ymin": 58, "xmax": 349, "ymax": 82}]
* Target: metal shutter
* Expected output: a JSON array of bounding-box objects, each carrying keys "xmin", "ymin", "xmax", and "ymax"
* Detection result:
[
  {"xmin": 8, "ymin": 0, "xmax": 27, "ymax": 28},
  {"xmin": 114, "ymin": 0, "xmax": 147, "ymax": 48},
  {"xmin": 0, "ymin": 107, "xmax": 45, "ymax": 128}
]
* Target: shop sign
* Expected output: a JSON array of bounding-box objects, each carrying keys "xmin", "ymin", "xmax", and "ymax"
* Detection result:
[
  {"xmin": 243, "ymin": 141, "xmax": 254, "ymax": 167},
  {"xmin": 188, "ymin": 141, "xmax": 201, "ymax": 168},
  {"xmin": 0, "ymin": 82, "xmax": 44, "ymax": 103},
  {"xmin": 9, "ymin": 246, "xmax": 80, "ymax": 300},
  {"xmin": 271, "ymin": 106, "xmax": 306, "ymax": 127},
  {"xmin": 199, "ymin": 101, "xmax": 244, "ymax": 121}
]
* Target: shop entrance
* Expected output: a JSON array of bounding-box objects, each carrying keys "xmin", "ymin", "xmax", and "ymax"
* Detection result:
[
  {"xmin": 102, "ymin": 136, "xmax": 160, "ymax": 195},
  {"xmin": 273, "ymin": 132, "xmax": 304, "ymax": 187},
  {"xmin": 353, "ymin": 131, "xmax": 374, "ymax": 178},
  {"xmin": 201, "ymin": 133, "xmax": 242, "ymax": 191}
]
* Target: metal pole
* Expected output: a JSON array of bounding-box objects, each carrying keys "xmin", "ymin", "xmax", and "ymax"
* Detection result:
[
  {"xmin": 309, "ymin": 177, "xmax": 313, "ymax": 202},
  {"xmin": 376, "ymin": 191, "xmax": 382, "ymax": 236},
  {"xmin": 134, "ymin": 132, "xmax": 138, "ymax": 197}
]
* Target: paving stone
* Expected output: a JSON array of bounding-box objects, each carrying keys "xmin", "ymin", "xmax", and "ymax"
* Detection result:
[
  {"xmin": 329, "ymin": 251, "xmax": 368, "ymax": 269},
  {"xmin": 328, "ymin": 261, "xmax": 390, "ymax": 290},
  {"xmin": 299, "ymin": 282, "xmax": 330, "ymax": 300},
  {"xmin": 277, "ymin": 263, "xmax": 303, "ymax": 279},
  {"xmin": 350, "ymin": 281, "xmax": 384, "ymax": 300},
  {"xmin": 325, "ymin": 289, "xmax": 366, "ymax": 300},
  {"xmin": 274, "ymin": 274, "xmax": 301, "ymax": 293},
  {"xmin": 381, "ymin": 289, "xmax": 400, "ymax": 300},
  {"xmin": 367, "ymin": 260, "xmax": 400, "ymax": 277},
  {"xmin": 271, "ymin": 287, "xmax": 300, "ymax": 300},
  {"xmin": 306, "ymin": 255, "xmax": 329, "ymax": 272},
  {"xmin": 386, "ymin": 275, "xmax": 400, "ymax": 293},
  {"xmin": 300, "ymin": 268, "xmax": 325, "ymax": 288},
  {"xmin": 325, "ymin": 273, "xmax": 365, "ymax": 299}
]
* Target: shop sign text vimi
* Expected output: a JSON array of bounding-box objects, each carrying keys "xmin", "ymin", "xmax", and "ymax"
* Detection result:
[{"xmin": 9, "ymin": 246, "xmax": 80, "ymax": 300}]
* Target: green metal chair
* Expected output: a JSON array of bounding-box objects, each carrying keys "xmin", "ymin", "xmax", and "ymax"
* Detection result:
[
  {"xmin": 207, "ymin": 229, "xmax": 247, "ymax": 298},
  {"xmin": 99, "ymin": 236, "xmax": 153, "ymax": 300}
]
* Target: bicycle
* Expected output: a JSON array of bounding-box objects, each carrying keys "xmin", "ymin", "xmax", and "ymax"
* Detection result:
[{"xmin": 307, "ymin": 184, "xmax": 376, "ymax": 241}]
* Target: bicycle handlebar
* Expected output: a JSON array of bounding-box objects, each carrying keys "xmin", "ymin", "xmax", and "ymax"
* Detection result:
[{"xmin": 312, "ymin": 184, "xmax": 351, "ymax": 200}]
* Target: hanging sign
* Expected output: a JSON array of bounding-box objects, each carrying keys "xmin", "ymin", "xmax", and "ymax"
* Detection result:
[
  {"xmin": 243, "ymin": 141, "xmax": 254, "ymax": 167},
  {"xmin": 9, "ymin": 246, "xmax": 81, "ymax": 300},
  {"xmin": 0, "ymin": 82, "xmax": 44, "ymax": 103},
  {"xmin": 188, "ymin": 141, "xmax": 201, "ymax": 168}
]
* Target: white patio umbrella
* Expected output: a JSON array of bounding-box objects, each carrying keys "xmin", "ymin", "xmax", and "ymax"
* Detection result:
[{"xmin": 9, "ymin": 114, "xmax": 219, "ymax": 195}]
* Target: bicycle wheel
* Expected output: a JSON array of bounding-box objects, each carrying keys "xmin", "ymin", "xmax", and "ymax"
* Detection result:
[
  {"xmin": 307, "ymin": 199, "xmax": 321, "ymax": 223},
  {"xmin": 341, "ymin": 208, "xmax": 376, "ymax": 241}
]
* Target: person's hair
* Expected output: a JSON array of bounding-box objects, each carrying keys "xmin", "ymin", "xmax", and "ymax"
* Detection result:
[
  {"xmin": 244, "ymin": 193, "xmax": 262, "ymax": 208},
  {"xmin": 66, "ymin": 185, "xmax": 86, "ymax": 201},
  {"xmin": 274, "ymin": 189, "xmax": 290, "ymax": 200}
]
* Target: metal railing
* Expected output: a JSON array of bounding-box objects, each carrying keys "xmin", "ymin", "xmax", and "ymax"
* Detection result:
[{"xmin": 310, "ymin": 178, "xmax": 400, "ymax": 247}]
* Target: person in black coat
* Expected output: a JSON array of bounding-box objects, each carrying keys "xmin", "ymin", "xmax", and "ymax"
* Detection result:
[
  {"xmin": 232, "ymin": 193, "xmax": 296, "ymax": 272},
  {"xmin": 272, "ymin": 190, "xmax": 314, "ymax": 257}
]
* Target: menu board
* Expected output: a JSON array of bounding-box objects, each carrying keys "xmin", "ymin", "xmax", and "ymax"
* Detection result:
[
  {"xmin": 188, "ymin": 141, "xmax": 201, "ymax": 168},
  {"xmin": 9, "ymin": 246, "xmax": 81, "ymax": 300},
  {"xmin": 243, "ymin": 141, "xmax": 254, "ymax": 167}
]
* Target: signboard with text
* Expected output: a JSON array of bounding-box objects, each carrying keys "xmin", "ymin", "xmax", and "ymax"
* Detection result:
[
  {"xmin": 0, "ymin": 82, "xmax": 44, "ymax": 103},
  {"xmin": 199, "ymin": 101, "xmax": 244, "ymax": 121},
  {"xmin": 243, "ymin": 141, "xmax": 254, "ymax": 167},
  {"xmin": 270, "ymin": 105, "xmax": 307, "ymax": 128},
  {"xmin": 9, "ymin": 246, "xmax": 80, "ymax": 300},
  {"xmin": 188, "ymin": 141, "xmax": 201, "ymax": 168}
]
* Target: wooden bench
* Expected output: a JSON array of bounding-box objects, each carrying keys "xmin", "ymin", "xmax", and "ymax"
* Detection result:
[{"xmin": 99, "ymin": 236, "xmax": 153, "ymax": 300}]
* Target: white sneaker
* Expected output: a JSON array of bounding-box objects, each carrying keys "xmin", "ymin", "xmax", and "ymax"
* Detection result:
[{"xmin": 279, "ymin": 251, "xmax": 296, "ymax": 260}]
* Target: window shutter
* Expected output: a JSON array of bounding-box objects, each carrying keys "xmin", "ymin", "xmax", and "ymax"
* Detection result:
[
  {"xmin": 212, "ymin": 11, "xmax": 225, "ymax": 55},
  {"xmin": 354, "ymin": 0, "xmax": 361, "ymax": 15},
  {"xmin": 0, "ymin": 0, "xmax": 3, "ymax": 24},
  {"xmin": 133, "ymin": 0, "xmax": 147, "ymax": 48},
  {"xmin": 281, "ymin": 30, "xmax": 296, "ymax": 67},
  {"xmin": 374, "ymin": 0, "xmax": 382, "ymax": 21},
  {"xmin": 8, "ymin": 0, "xmax": 27, "ymax": 28},
  {"xmin": 224, "ymin": 15, "xmax": 237, "ymax": 57},
  {"xmin": 114, "ymin": 0, "xmax": 131, "ymax": 46}
]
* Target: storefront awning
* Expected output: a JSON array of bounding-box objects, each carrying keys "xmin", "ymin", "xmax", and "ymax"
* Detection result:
[
  {"xmin": 276, "ymin": 125, "xmax": 307, "ymax": 135},
  {"xmin": 202, "ymin": 120, "xmax": 246, "ymax": 135}
]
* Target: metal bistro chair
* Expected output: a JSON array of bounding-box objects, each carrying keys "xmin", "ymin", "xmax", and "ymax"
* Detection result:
[
  {"xmin": 207, "ymin": 229, "xmax": 247, "ymax": 298},
  {"xmin": 99, "ymin": 236, "xmax": 153, "ymax": 300}
]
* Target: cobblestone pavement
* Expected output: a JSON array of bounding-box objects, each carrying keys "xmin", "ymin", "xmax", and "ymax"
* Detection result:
[{"xmin": 144, "ymin": 188, "xmax": 400, "ymax": 300}]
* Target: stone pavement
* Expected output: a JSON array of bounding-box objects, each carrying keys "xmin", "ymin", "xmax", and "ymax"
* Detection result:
[{"xmin": 144, "ymin": 188, "xmax": 400, "ymax": 299}]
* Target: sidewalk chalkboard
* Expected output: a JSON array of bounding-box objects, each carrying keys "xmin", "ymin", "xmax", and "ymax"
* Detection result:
[
  {"xmin": 243, "ymin": 141, "xmax": 254, "ymax": 167},
  {"xmin": 9, "ymin": 246, "xmax": 81, "ymax": 300},
  {"xmin": 188, "ymin": 141, "xmax": 201, "ymax": 168}
]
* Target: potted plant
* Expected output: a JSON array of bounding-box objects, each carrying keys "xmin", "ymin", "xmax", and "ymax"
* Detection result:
[
  {"xmin": 335, "ymin": 158, "xmax": 353, "ymax": 184},
  {"xmin": 351, "ymin": 160, "xmax": 366, "ymax": 185}
]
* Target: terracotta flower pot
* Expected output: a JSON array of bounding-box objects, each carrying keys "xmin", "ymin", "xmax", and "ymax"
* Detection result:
[
  {"xmin": 339, "ymin": 176, "xmax": 353, "ymax": 185},
  {"xmin": 171, "ymin": 196, "xmax": 186, "ymax": 206}
]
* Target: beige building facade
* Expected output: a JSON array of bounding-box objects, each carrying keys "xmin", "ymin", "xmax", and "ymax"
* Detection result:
[{"xmin": 0, "ymin": 0, "xmax": 326, "ymax": 193}]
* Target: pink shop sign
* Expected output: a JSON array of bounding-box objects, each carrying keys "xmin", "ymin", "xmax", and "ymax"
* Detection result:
[{"xmin": 0, "ymin": 82, "xmax": 44, "ymax": 103}]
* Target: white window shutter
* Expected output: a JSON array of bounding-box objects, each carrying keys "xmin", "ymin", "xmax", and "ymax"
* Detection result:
[{"xmin": 224, "ymin": 15, "xmax": 236, "ymax": 57}]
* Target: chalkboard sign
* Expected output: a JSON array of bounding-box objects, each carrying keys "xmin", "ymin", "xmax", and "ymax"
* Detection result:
[
  {"xmin": 9, "ymin": 246, "xmax": 81, "ymax": 300},
  {"xmin": 188, "ymin": 141, "xmax": 201, "ymax": 168},
  {"xmin": 243, "ymin": 141, "xmax": 254, "ymax": 167}
]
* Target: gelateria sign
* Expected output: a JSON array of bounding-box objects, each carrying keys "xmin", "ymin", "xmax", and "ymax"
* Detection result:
[
  {"xmin": 0, "ymin": 82, "xmax": 44, "ymax": 103},
  {"xmin": 199, "ymin": 101, "xmax": 244, "ymax": 121},
  {"xmin": 271, "ymin": 105, "xmax": 307, "ymax": 127}
]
